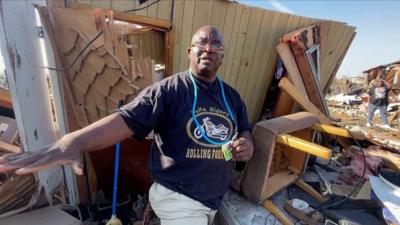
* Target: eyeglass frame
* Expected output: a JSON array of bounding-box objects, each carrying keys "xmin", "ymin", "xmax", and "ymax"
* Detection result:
[{"xmin": 190, "ymin": 41, "xmax": 225, "ymax": 53}]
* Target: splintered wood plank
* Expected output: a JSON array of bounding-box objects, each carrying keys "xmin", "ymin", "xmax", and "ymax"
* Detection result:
[
  {"xmin": 178, "ymin": 0, "xmax": 196, "ymax": 72},
  {"xmin": 278, "ymin": 78, "xmax": 330, "ymax": 124},
  {"xmin": 93, "ymin": 75, "xmax": 111, "ymax": 96},
  {"xmin": 276, "ymin": 42, "xmax": 307, "ymax": 96},
  {"xmin": 235, "ymin": 7, "xmax": 264, "ymax": 97},
  {"xmin": 219, "ymin": 1, "xmax": 238, "ymax": 79},
  {"xmin": 101, "ymin": 66, "xmax": 122, "ymax": 86},
  {"xmin": 72, "ymin": 74, "xmax": 90, "ymax": 95},
  {"xmin": 289, "ymin": 38, "xmax": 326, "ymax": 113},
  {"xmin": 103, "ymin": 53, "xmax": 121, "ymax": 69},
  {"xmin": 171, "ymin": 0, "xmax": 184, "ymax": 74}
]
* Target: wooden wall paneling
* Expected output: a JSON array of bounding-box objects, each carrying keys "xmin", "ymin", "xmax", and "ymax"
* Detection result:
[
  {"xmin": 211, "ymin": 0, "xmax": 227, "ymax": 32},
  {"xmin": 323, "ymin": 29, "xmax": 355, "ymax": 91},
  {"xmin": 110, "ymin": 0, "xmax": 134, "ymax": 12},
  {"xmin": 235, "ymin": 7, "xmax": 264, "ymax": 96},
  {"xmin": 91, "ymin": 0, "xmax": 111, "ymax": 9},
  {"xmin": 170, "ymin": 0, "xmax": 185, "ymax": 73},
  {"xmin": 76, "ymin": 0, "xmax": 92, "ymax": 6},
  {"xmin": 134, "ymin": 0, "xmax": 148, "ymax": 17},
  {"xmin": 219, "ymin": 2, "xmax": 239, "ymax": 79},
  {"xmin": 156, "ymin": 0, "xmax": 172, "ymax": 21},
  {"xmin": 248, "ymin": 12, "xmax": 289, "ymax": 123},
  {"xmin": 147, "ymin": 0, "xmax": 158, "ymax": 18},
  {"xmin": 243, "ymin": 10, "xmax": 274, "ymax": 105},
  {"xmin": 321, "ymin": 25, "xmax": 348, "ymax": 87},
  {"xmin": 224, "ymin": 5, "xmax": 250, "ymax": 87},
  {"xmin": 191, "ymin": 0, "xmax": 212, "ymax": 39},
  {"xmin": 177, "ymin": 0, "xmax": 196, "ymax": 72},
  {"xmin": 320, "ymin": 22, "xmax": 343, "ymax": 83},
  {"xmin": 321, "ymin": 24, "xmax": 348, "ymax": 86}
]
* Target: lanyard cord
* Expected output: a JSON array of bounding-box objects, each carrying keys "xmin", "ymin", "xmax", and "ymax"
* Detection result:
[{"xmin": 189, "ymin": 72, "xmax": 238, "ymax": 146}]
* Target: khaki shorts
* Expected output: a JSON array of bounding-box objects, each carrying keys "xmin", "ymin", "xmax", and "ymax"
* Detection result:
[{"xmin": 149, "ymin": 182, "xmax": 216, "ymax": 225}]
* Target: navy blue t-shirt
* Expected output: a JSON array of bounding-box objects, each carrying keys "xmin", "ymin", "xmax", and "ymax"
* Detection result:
[{"xmin": 118, "ymin": 71, "xmax": 251, "ymax": 209}]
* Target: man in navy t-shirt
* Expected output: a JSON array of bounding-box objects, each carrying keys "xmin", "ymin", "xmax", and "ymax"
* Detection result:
[{"xmin": 0, "ymin": 26, "xmax": 254, "ymax": 225}]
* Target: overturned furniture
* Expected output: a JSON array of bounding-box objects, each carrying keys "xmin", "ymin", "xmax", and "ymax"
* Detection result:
[{"xmin": 242, "ymin": 112, "xmax": 357, "ymax": 225}]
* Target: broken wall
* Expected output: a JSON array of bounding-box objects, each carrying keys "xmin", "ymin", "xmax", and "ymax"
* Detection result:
[{"xmin": 75, "ymin": 0, "xmax": 356, "ymax": 123}]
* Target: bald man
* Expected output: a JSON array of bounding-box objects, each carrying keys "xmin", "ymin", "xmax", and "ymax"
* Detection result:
[{"xmin": 0, "ymin": 26, "xmax": 254, "ymax": 225}]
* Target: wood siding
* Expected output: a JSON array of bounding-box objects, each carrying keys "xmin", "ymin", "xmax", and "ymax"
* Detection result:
[{"xmin": 76, "ymin": 0, "xmax": 356, "ymax": 123}]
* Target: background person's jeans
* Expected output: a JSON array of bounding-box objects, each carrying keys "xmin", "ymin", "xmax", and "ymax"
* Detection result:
[{"xmin": 367, "ymin": 103, "xmax": 388, "ymax": 125}]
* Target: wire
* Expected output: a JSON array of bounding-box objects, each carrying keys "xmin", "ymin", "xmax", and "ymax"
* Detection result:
[
  {"xmin": 123, "ymin": 0, "xmax": 161, "ymax": 13},
  {"xmin": 37, "ymin": 30, "xmax": 103, "ymax": 72}
]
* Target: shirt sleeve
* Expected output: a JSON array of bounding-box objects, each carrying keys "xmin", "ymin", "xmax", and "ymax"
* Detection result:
[{"xmin": 117, "ymin": 84, "xmax": 166, "ymax": 140}]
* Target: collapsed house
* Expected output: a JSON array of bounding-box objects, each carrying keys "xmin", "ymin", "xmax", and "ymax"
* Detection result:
[{"xmin": 1, "ymin": 0, "xmax": 399, "ymax": 225}]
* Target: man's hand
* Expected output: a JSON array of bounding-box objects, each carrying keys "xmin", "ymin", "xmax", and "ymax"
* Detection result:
[
  {"xmin": 0, "ymin": 113, "xmax": 133, "ymax": 175},
  {"xmin": 0, "ymin": 135, "xmax": 83, "ymax": 175},
  {"xmin": 230, "ymin": 131, "xmax": 254, "ymax": 161}
]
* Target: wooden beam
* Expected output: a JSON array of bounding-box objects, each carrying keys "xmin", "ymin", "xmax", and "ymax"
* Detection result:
[
  {"xmin": 295, "ymin": 179, "xmax": 326, "ymax": 203},
  {"xmin": 0, "ymin": 88, "xmax": 13, "ymax": 109},
  {"xmin": 276, "ymin": 134, "xmax": 331, "ymax": 160},
  {"xmin": 276, "ymin": 42, "xmax": 308, "ymax": 96},
  {"xmin": 0, "ymin": 140, "xmax": 20, "ymax": 154},
  {"xmin": 278, "ymin": 78, "xmax": 330, "ymax": 124},
  {"xmin": 263, "ymin": 199, "xmax": 294, "ymax": 225},
  {"xmin": 71, "ymin": 3, "xmax": 171, "ymax": 31}
]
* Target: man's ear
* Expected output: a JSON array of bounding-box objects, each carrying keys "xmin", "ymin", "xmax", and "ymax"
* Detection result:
[{"xmin": 187, "ymin": 47, "xmax": 191, "ymax": 59}]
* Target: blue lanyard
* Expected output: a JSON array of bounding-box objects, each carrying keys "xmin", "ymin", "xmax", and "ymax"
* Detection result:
[{"xmin": 189, "ymin": 72, "xmax": 238, "ymax": 146}]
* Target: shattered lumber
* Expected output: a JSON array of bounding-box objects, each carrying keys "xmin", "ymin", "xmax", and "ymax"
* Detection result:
[
  {"xmin": 0, "ymin": 140, "xmax": 20, "ymax": 154},
  {"xmin": 278, "ymin": 77, "xmax": 353, "ymax": 147}
]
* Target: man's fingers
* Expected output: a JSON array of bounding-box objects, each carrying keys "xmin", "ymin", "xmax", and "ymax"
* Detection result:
[
  {"xmin": 15, "ymin": 153, "xmax": 62, "ymax": 175},
  {"xmin": 0, "ymin": 152, "xmax": 26, "ymax": 163},
  {"xmin": 232, "ymin": 138, "xmax": 245, "ymax": 148},
  {"xmin": 70, "ymin": 160, "xmax": 83, "ymax": 175},
  {"xmin": 0, "ymin": 152, "xmax": 42, "ymax": 172}
]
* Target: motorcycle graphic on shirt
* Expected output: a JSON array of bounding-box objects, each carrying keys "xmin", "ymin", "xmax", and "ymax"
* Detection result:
[{"xmin": 194, "ymin": 117, "xmax": 229, "ymax": 141}]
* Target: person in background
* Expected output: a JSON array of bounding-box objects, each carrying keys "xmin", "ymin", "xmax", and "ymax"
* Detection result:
[
  {"xmin": 0, "ymin": 26, "xmax": 254, "ymax": 225},
  {"xmin": 366, "ymin": 79, "xmax": 392, "ymax": 129}
]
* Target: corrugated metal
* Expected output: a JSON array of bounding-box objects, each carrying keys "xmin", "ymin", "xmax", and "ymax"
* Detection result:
[{"xmin": 77, "ymin": 0, "xmax": 356, "ymax": 123}]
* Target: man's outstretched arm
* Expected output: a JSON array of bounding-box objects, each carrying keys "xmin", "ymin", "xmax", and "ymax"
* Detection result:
[{"xmin": 0, "ymin": 112, "xmax": 133, "ymax": 175}]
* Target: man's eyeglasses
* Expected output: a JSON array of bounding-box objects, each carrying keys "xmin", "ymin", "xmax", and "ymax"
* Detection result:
[{"xmin": 191, "ymin": 41, "xmax": 224, "ymax": 53}]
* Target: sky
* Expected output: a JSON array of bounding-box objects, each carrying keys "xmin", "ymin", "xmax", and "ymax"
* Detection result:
[{"xmin": 238, "ymin": 0, "xmax": 400, "ymax": 77}]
